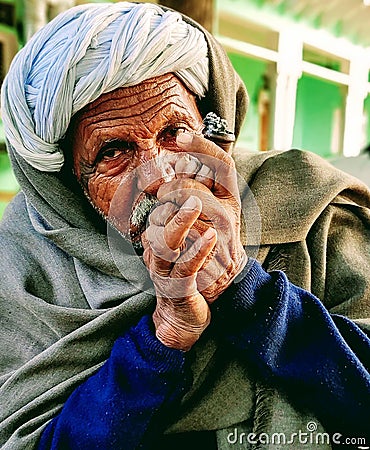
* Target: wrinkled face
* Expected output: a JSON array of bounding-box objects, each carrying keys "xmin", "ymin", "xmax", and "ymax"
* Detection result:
[{"xmin": 71, "ymin": 73, "xmax": 204, "ymax": 246}]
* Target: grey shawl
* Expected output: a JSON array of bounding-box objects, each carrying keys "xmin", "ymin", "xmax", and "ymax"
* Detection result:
[{"xmin": 1, "ymin": 10, "xmax": 370, "ymax": 450}]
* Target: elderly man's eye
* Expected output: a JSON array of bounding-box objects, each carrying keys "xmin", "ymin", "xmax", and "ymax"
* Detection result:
[
  {"xmin": 97, "ymin": 140, "xmax": 134, "ymax": 162},
  {"xmin": 159, "ymin": 125, "xmax": 188, "ymax": 141}
]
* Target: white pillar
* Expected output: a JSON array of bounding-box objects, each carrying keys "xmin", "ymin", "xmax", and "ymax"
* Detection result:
[
  {"xmin": 273, "ymin": 28, "xmax": 303, "ymax": 151},
  {"xmin": 342, "ymin": 49, "xmax": 369, "ymax": 156}
]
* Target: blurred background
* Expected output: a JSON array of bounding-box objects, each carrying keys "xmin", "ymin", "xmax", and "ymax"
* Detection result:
[{"xmin": 1, "ymin": 0, "xmax": 370, "ymax": 217}]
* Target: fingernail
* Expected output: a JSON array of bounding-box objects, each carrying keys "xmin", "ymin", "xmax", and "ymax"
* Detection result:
[
  {"xmin": 203, "ymin": 228, "xmax": 216, "ymax": 240},
  {"xmin": 176, "ymin": 131, "xmax": 193, "ymax": 146}
]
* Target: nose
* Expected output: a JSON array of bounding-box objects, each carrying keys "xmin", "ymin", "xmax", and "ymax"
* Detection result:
[{"xmin": 136, "ymin": 143, "xmax": 176, "ymax": 196}]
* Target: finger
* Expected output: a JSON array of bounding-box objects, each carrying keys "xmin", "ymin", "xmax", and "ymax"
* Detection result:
[
  {"xmin": 178, "ymin": 222, "xmax": 213, "ymax": 258},
  {"xmin": 141, "ymin": 229, "xmax": 149, "ymax": 250},
  {"xmin": 164, "ymin": 195, "xmax": 202, "ymax": 250},
  {"xmin": 149, "ymin": 202, "xmax": 178, "ymax": 226},
  {"xmin": 174, "ymin": 154, "xmax": 202, "ymax": 179},
  {"xmin": 157, "ymin": 178, "xmax": 211, "ymax": 207},
  {"xmin": 145, "ymin": 224, "xmax": 180, "ymax": 263},
  {"xmin": 157, "ymin": 179, "xmax": 232, "ymax": 228},
  {"xmin": 145, "ymin": 195, "xmax": 202, "ymax": 259},
  {"xmin": 174, "ymin": 151, "xmax": 214, "ymax": 190},
  {"xmin": 195, "ymin": 164, "xmax": 214, "ymax": 190},
  {"xmin": 176, "ymin": 132, "xmax": 233, "ymax": 167},
  {"xmin": 172, "ymin": 227, "xmax": 217, "ymax": 278},
  {"xmin": 143, "ymin": 196, "xmax": 202, "ymax": 279},
  {"xmin": 176, "ymin": 132, "xmax": 239, "ymax": 198},
  {"xmin": 142, "ymin": 233, "xmax": 175, "ymax": 278},
  {"xmin": 197, "ymin": 249, "xmax": 248, "ymax": 303},
  {"xmin": 187, "ymin": 220, "xmax": 210, "ymax": 239}
]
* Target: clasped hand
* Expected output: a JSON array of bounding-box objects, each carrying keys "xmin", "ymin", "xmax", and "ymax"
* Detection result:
[{"xmin": 142, "ymin": 133, "xmax": 246, "ymax": 351}]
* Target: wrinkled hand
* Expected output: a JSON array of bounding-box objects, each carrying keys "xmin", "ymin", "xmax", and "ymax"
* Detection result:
[
  {"xmin": 142, "ymin": 196, "xmax": 217, "ymax": 351},
  {"xmin": 142, "ymin": 133, "xmax": 247, "ymax": 350},
  {"xmin": 172, "ymin": 133, "xmax": 247, "ymax": 302}
]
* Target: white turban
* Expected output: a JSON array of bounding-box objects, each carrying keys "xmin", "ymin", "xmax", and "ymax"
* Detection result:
[{"xmin": 1, "ymin": 2, "xmax": 209, "ymax": 172}]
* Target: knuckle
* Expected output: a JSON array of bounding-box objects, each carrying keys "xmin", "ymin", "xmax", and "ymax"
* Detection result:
[
  {"xmin": 142, "ymin": 247, "xmax": 151, "ymax": 266},
  {"xmin": 172, "ymin": 263, "xmax": 195, "ymax": 279},
  {"xmin": 145, "ymin": 224, "xmax": 159, "ymax": 243},
  {"xmin": 149, "ymin": 202, "xmax": 173, "ymax": 226},
  {"xmin": 141, "ymin": 230, "xmax": 149, "ymax": 248},
  {"xmin": 152, "ymin": 238, "xmax": 180, "ymax": 262},
  {"xmin": 173, "ymin": 208, "xmax": 188, "ymax": 227}
]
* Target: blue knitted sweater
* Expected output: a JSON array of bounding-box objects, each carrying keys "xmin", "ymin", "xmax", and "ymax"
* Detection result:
[{"xmin": 38, "ymin": 260, "xmax": 370, "ymax": 449}]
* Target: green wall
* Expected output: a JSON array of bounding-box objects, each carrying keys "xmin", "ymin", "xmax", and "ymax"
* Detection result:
[
  {"xmin": 0, "ymin": 152, "xmax": 19, "ymax": 217},
  {"xmin": 228, "ymin": 52, "xmax": 268, "ymax": 151},
  {"xmin": 228, "ymin": 53, "xmax": 345, "ymax": 158},
  {"xmin": 293, "ymin": 74, "xmax": 343, "ymax": 158},
  {"xmin": 363, "ymin": 95, "xmax": 370, "ymax": 147}
]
